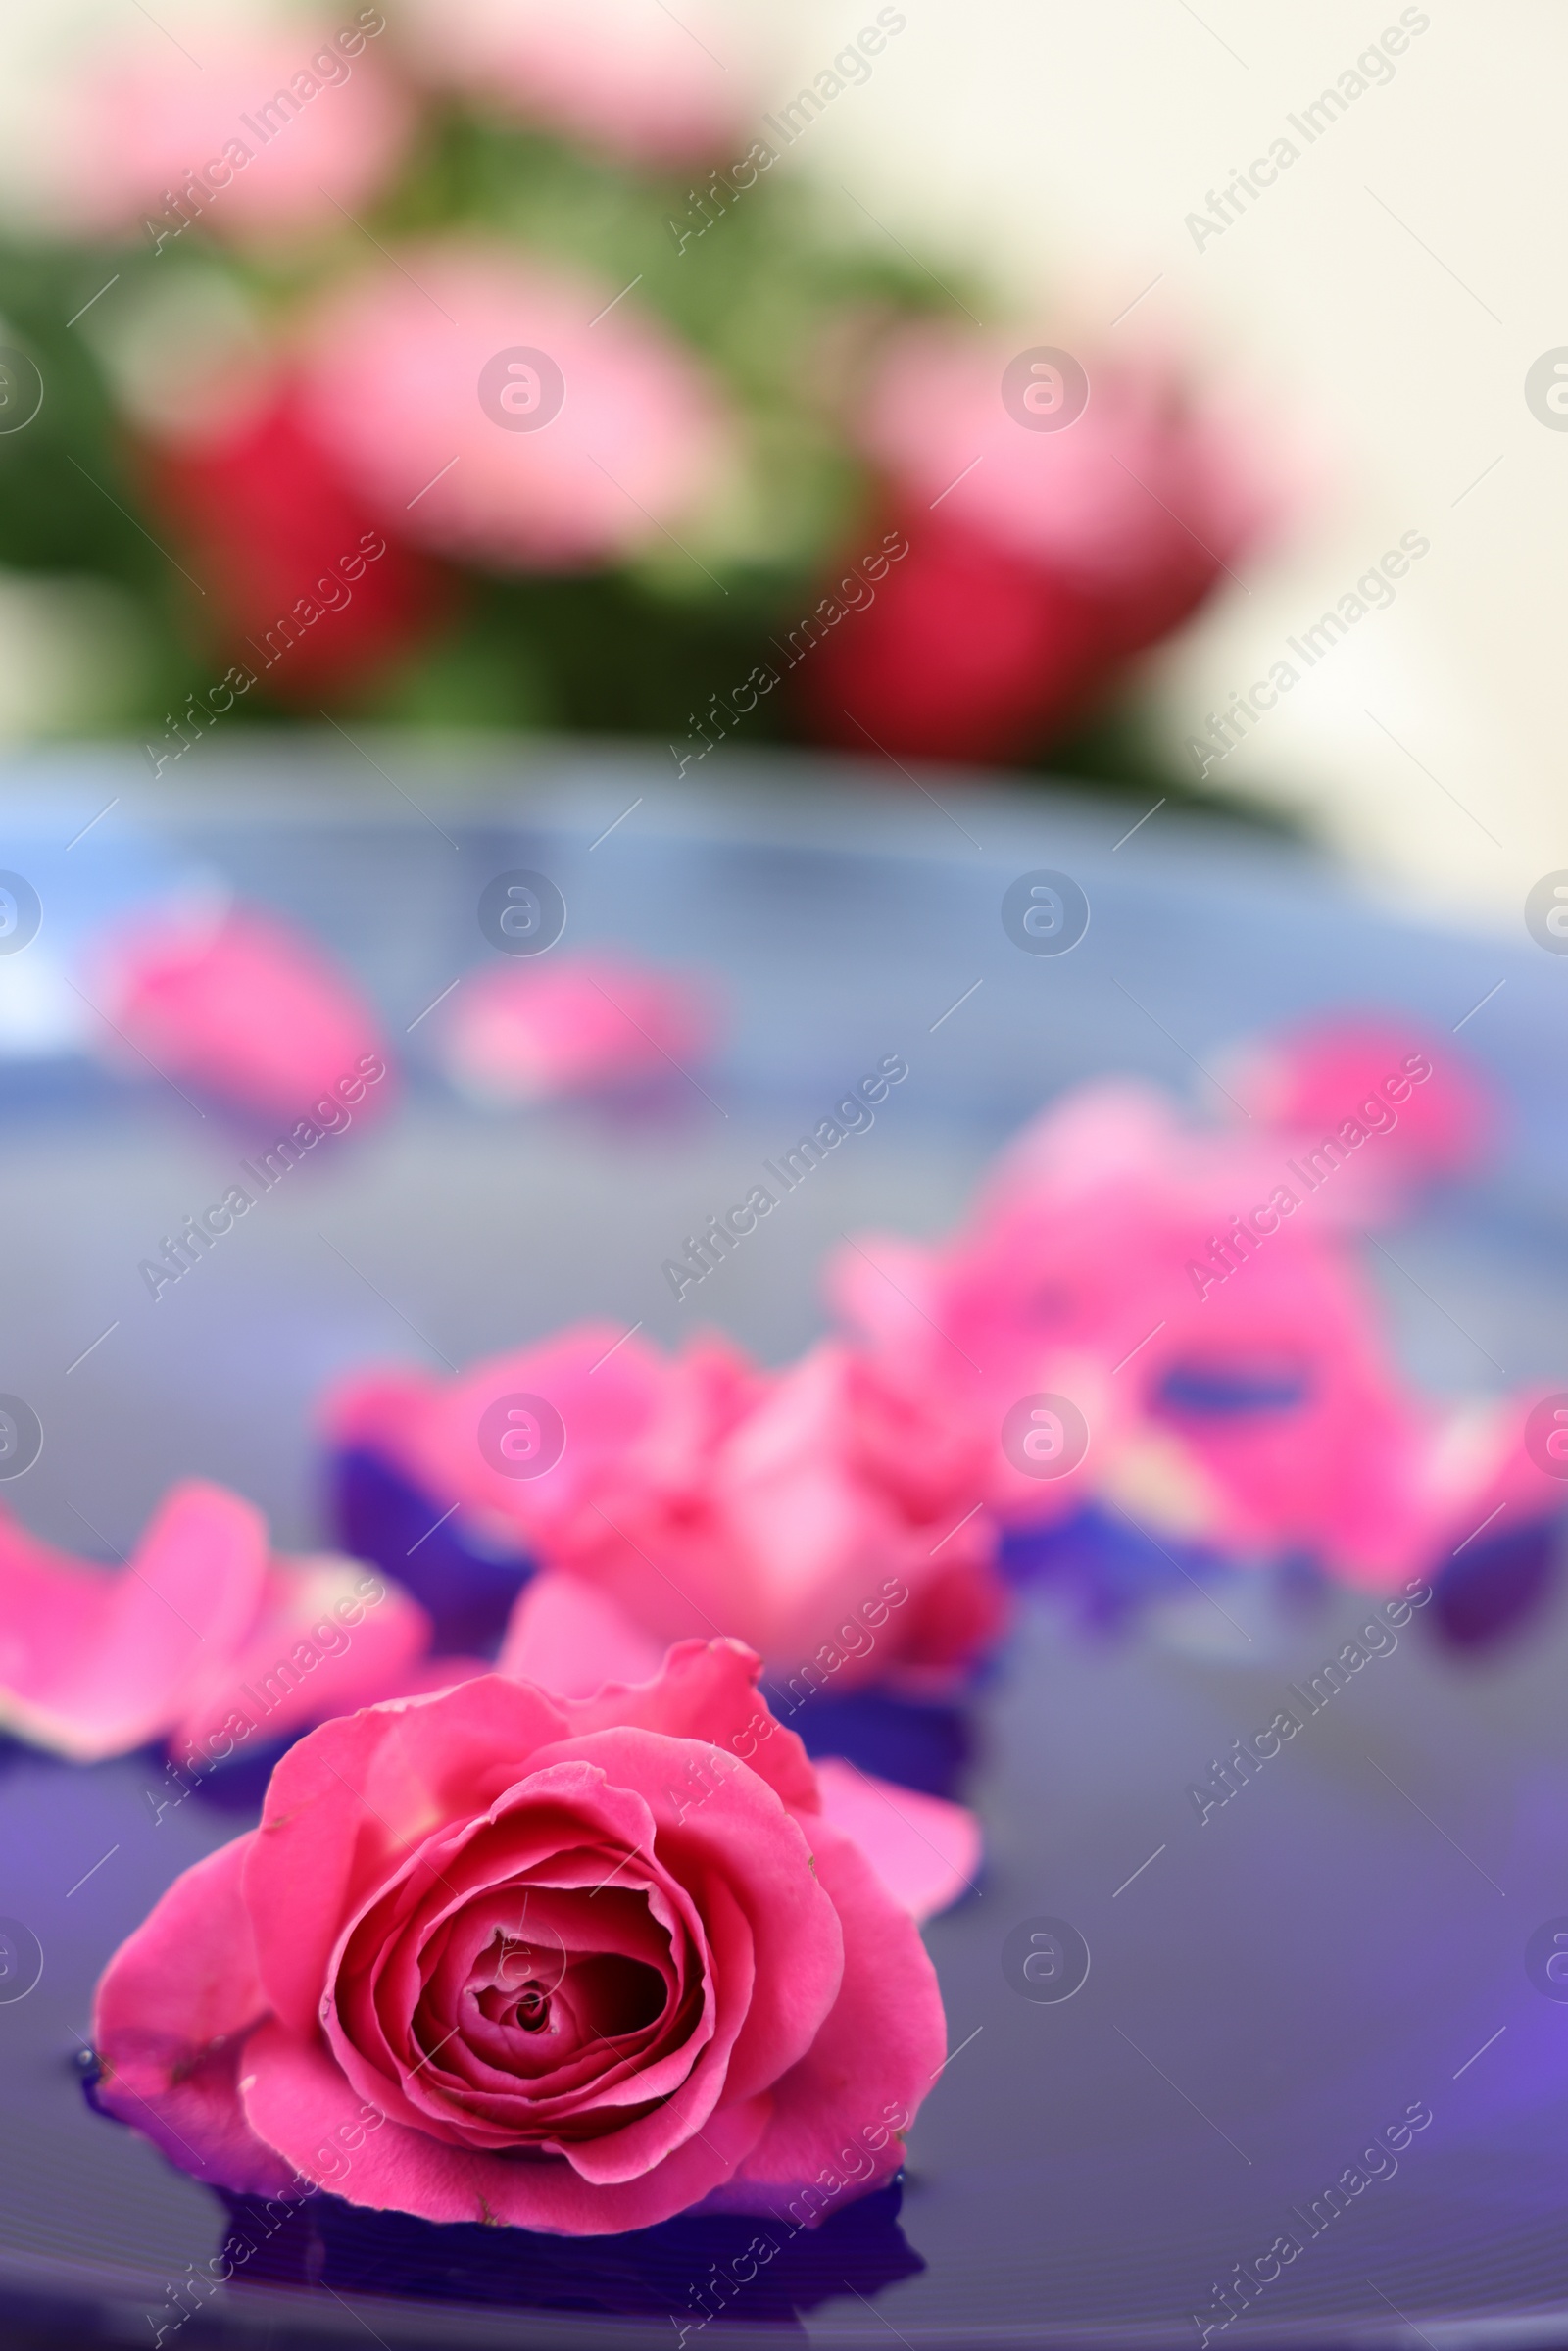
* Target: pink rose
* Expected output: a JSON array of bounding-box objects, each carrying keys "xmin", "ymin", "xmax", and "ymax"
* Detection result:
[
  {"xmin": 803, "ymin": 328, "xmax": 1276, "ymax": 759},
  {"xmin": 397, "ymin": 0, "xmax": 751, "ymax": 166},
  {"xmin": 860, "ymin": 326, "xmax": 1271, "ymax": 602},
  {"xmin": 299, "ymin": 243, "xmax": 733, "ymax": 569},
  {"xmin": 87, "ymin": 900, "xmax": 391, "ymax": 1126},
  {"xmin": 439, "ymin": 955, "xmax": 718, "ymax": 1105},
  {"xmin": 69, "ymin": 20, "xmax": 413, "ymax": 246},
  {"xmin": 91, "ymin": 1641, "xmax": 949, "ymax": 2232},
  {"xmin": 0, "ymin": 1479, "xmax": 430, "ymax": 1764},
  {"xmin": 323, "ymin": 1325, "xmax": 1007, "ymax": 1690}
]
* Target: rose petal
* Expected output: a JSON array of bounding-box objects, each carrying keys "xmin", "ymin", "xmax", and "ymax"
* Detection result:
[
  {"xmin": 710, "ymin": 1819, "xmax": 945, "ymax": 2217},
  {"xmin": 554, "ymin": 1867, "xmax": 745, "ymax": 2183},
  {"xmin": 518, "ymin": 1726, "xmax": 842, "ymax": 2108},
  {"xmin": 91, "ymin": 1834, "xmax": 298, "ymax": 2197},
  {"xmin": 498, "ymin": 1569, "xmax": 667, "ymax": 1697},
  {"xmin": 439, "ymin": 955, "xmax": 716, "ymax": 1105},
  {"xmin": 172, "ymin": 1556, "xmax": 431, "ymax": 1761},
  {"xmin": 243, "ymin": 1675, "xmax": 573, "ymax": 2033},
  {"xmin": 563, "ymin": 1638, "xmax": 821, "ymax": 1818},
  {"xmin": 0, "ymin": 1481, "xmax": 268, "ymax": 1761},
  {"xmin": 812, "ymin": 1756, "xmax": 981, "ymax": 1921},
  {"xmin": 240, "ymin": 2018, "xmax": 773, "ymax": 2234},
  {"xmin": 90, "ymin": 902, "xmax": 391, "ymax": 1125}
]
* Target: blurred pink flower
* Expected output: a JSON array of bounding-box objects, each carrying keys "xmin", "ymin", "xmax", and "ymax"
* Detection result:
[
  {"xmin": 441, "ymin": 954, "xmax": 718, "ymax": 1104},
  {"xmin": 860, "ymin": 326, "xmax": 1271, "ymax": 605},
  {"xmin": 397, "ymin": 0, "xmax": 749, "ymax": 166},
  {"xmin": 0, "ymin": 1480, "xmax": 430, "ymax": 1765},
  {"xmin": 299, "ymin": 243, "xmax": 733, "ymax": 569},
  {"xmin": 323, "ymin": 1323, "xmax": 1008, "ymax": 1690},
  {"xmin": 804, "ymin": 328, "xmax": 1277, "ymax": 759},
  {"xmin": 1219, "ymin": 1015, "xmax": 1493, "ymax": 1200},
  {"xmin": 829, "ymin": 1065, "xmax": 1556, "ymax": 1592},
  {"xmin": 70, "ymin": 15, "xmax": 413, "ymax": 245},
  {"xmin": 88, "ymin": 900, "xmax": 392, "ymax": 1126}
]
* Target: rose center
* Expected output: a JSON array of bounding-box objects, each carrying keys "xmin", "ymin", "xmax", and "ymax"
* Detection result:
[{"xmin": 511, "ymin": 1978, "xmax": 551, "ymax": 2033}]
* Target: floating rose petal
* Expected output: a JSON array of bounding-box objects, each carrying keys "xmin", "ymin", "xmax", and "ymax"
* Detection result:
[
  {"xmin": 498, "ymin": 1569, "xmax": 667, "ymax": 1698},
  {"xmin": 811, "ymin": 1755, "xmax": 980, "ymax": 1923},
  {"xmin": 1220, "ymin": 1016, "xmax": 1493, "ymax": 1200},
  {"xmin": 0, "ymin": 1480, "xmax": 429, "ymax": 1766},
  {"xmin": 87, "ymin": 900, "xmax": 392, "ymax": 1126},
  {"xmin": 440, "ymin": 955, "xmax": 718, "ymax": 1105},
  {"xmin": 829, "ymin": 1061, "xmax": 1560, "ymax": 1603}
]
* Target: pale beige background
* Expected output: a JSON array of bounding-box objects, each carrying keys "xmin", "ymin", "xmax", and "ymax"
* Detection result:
[{"xmin": 780, "ymin": 0, "xmax": 1563, "ymax": 925}]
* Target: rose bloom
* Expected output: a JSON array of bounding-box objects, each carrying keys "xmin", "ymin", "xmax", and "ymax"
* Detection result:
[
  {"xmin": 323, "ymin": 1326, "xmax": 1007, "ymax": 1693},
  {"xmin": 801, "ymin": 327, "xmax": 1274, "ymax": 760},
  {"xmin": 87, "ymin": 899, "xmax": 392, "ymax": 1126},
  {"xmin": 137, "ymin": 388, "xmax": 450, "ymax": 704},
  {"xmin": 798, "ymin": 508, "xmax": 1120, "ymax": 764},
  {"xmin": 91, "ymin": 1641, "xmax": 948, "ymax": 2232},
  {"xmin": 859, "ymin": 327, "xmax": 1269, "ymax": 608},
  {"xmin": 68, "ymin": 16, "xmax": 413, "ymax": 246},
  {"xmin": 396, "ymin": 0, "xmax": 749, "ymax": 167},
  {"xmin": 299, "ymin": 243, "xmax": 734, "ymax": 570}
]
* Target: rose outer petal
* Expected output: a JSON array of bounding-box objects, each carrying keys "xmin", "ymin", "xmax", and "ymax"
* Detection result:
[
  {"xmin": 239, "ymin": 2018, "xmax": 774, "ymax": 2234},
  {"xmin": 91, "ymin": 1834, "xmax": 298, "ymax": 2197},
  {"xmin": 708, "ymin": 1820, "xmax": 946, "ymax": 2219},
  {"xmin": 812, "ymin": 1756, "xmax": 982, "ymax": 1921},
  {"xmin": 562, "ymin": 1638, "xmax": 821, "ymax": 1818},
  {"xmin": 244, "ymin": 1675, "xmax": 573, "ymax": 2033}
]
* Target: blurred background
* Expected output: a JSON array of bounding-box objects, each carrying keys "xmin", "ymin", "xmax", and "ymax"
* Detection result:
[{"xmin": 0, "ymin": 0, "xmax": 1552, "ymax": 921}]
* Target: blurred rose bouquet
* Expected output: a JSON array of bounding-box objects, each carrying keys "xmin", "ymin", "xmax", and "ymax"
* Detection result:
[{"xmin": 0, "ymin": 0, "xmax": 1275, "ymax": 774}]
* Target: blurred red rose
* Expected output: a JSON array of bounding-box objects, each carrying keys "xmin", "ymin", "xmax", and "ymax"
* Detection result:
[
  {"xmin": 800, "ymin": 326, "xmax": 1277, "ymax": 763},
  {"xmin": 797, "ymin": 508, "xmax": 1112, "ymax": 763},
  {"xmin": 139, "ymin": 391, "xmax": 449, "ymax": 701}
]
